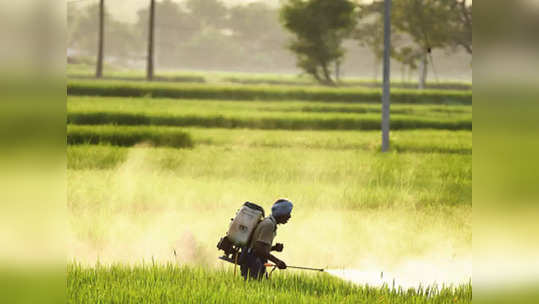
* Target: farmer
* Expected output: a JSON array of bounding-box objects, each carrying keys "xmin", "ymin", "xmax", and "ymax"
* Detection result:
[{"xmin": 239, "ymin": 199, "xmax": 293, "ymax": 280}]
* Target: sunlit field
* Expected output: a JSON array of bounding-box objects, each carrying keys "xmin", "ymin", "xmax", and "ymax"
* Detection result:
[
  {"xmin": 68, "ymin": 264, "xmax": 472, "ymax": 304},
  {"xmin": 67, "ymin": 80, "xmax": 472, "ymax": 303},
  {"xmin": 67, "ymin": 64, "xmax": 472, "ymax": 90}
]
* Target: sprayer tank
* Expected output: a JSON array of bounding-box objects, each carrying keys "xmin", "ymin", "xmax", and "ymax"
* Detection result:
[{"xmin": 227, "ymin": 204, "xmax": 264, "ymax": 246}]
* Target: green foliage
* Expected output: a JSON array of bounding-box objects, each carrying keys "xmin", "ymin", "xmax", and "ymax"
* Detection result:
[
  {"xmin": 68, "ymin": 111, "xmax": 471, "ymax": 131},
  {"xmin": 67, "ymin": 65, "xmax": 471, "ymax": 90},
  {"xmin": 67, "ymin": 96, "xmax": 471, "ymax": 131},
  {"xmin": 68, "ymin": 3, "xmax": 139, "ymax": 65},
  {"xmin": 185, "ymin": 0, "xmax": 228, "ymax": 29},
  {"xmin": 67, "ymin": 80, "xmax": 472, "ymax": 104},
  {"xmin": 446, "ymin": 0, "xmax": 472, "ymax": 54},
  {"xmin": 67, "ymin": 125, "xmax": 194, "ymax": 148},
  {"xmin": 280, "ymin": 0, "xmax": 358, "ymax": 85},
  {"xmin": 67, "ymin": 264, "xmax": 472, "ymax": 303},
  {"xmin": 68, "ymin": 128, "xmax": 472, "ymax": 169},
  {"xmin": 356, "ymin": 0, "xmax": 472, "ymax": 87},
  {"xmin": 392, "ymin": 0, "xmax": 454, "ymax": 51}
]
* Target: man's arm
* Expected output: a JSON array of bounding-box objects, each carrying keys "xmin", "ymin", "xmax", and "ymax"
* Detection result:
[{"xmin": 252, "ymin": 241, "xmax": 287, "ymax": 269}]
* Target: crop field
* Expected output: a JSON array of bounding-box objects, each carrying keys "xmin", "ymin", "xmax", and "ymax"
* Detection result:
[
  {"xmin": 68, "ymin": 79, "xmax": 472, "ymax": 104},
  {"xmin": 67, "ymin": 96, "xmax": 471, "ymax": 131},
  {"xmin": 67, "ymin": 64, "xmax": 472, "ymax": 90},
  {"xmin": 67, "ymin": 80, "xmax": 472, "ymax": 303},
  {"xmin": 68, "ymin": 264, "xmax": 472, "ymax": 303}
]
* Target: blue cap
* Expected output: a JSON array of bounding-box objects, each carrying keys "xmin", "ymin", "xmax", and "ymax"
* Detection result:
[{"xmin": 271, "ymin": 199, "xmax": 293, "ymax": 217}]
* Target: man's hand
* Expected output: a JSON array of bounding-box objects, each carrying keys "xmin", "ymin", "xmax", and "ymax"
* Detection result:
[
  {"xmin": 275, "ymin": 259, "xmax": 287, "ymax": 270},
  {"xmin": 271, "ymin": 243, "xmax": 284, "ymax": 252}
]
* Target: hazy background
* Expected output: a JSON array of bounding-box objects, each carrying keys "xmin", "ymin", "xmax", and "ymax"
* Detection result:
[{"xmin": 67, "ymin": 0, "xmax": 472, "ymax": 80}]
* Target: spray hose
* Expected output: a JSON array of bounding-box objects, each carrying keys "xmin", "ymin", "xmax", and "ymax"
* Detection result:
[{"xmin": 264, "ymin": 263, "xmax": 325, "ymax": 272}]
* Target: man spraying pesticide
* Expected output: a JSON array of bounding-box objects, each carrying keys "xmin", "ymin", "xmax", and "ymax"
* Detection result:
[{"xmin": 217, "ymin": 199, "xmax": 324, "ymax": 280}]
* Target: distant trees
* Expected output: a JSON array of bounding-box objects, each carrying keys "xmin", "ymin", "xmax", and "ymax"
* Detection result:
[
  {"xmin": 129, "ymin": 0, "xmax": 291, "ymax": 71},
  {"xmin": 356, "ymin": 0, "xmax": 472, "ymax": 89},
  {"xmin": 280, "ymin": 0, "xmax": 357, "ymax": 85},
  {"xmin": 185, "ymin": 0, "xmax": 228, "ymax": 29},
  {"xmin": 355, "ymin": 1, "xmax": 393, "ymax": 81},
  {"xmin": 68, "ymin": 2, "xmax": 138, "ymax": 66},
  {"xmin": 447, "ymin": 0, "xmax": 472, "ymax": 55},
  {"xmin": 66, "ymin": 0, "xmax": 472, "ymax": 84}
]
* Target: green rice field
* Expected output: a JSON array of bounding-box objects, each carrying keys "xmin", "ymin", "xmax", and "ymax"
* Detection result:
[
  {"xmin": 67, "ymin": 79, "xmax": 472, "ymax": 303},
  {"xmin": 68, "ymin": 264, "xmax": 472, "ymax": 304}
]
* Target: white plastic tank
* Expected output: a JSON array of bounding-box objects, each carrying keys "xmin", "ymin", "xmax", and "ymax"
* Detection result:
[{"xmin": 227, "ymin": 204, "xmax": 264, "ymax": 246}]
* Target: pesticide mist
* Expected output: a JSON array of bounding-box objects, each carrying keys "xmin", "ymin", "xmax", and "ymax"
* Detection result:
[{"xmin": 67, "ymin": 135, "xmax": 471, "ymax": 289}]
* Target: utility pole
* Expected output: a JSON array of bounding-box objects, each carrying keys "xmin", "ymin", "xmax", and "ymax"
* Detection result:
[
  {"xmin": 147, "ymin": 0, "xmax": 155, "ymax": 81},
  {"xmin": 381, "ymin": 0, "xmax": 391, "ymax": 152},
  {"xmin": 96, "ymin": 0, "xmax": 104, "ymax": 78}
]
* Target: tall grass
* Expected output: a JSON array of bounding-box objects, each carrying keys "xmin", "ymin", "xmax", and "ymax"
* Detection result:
[
  {"xmin": 68, "ymin": 111, "xmax": 471, "ymax": 131},
  {"xmin": 67, "ymin": 125, "xmax": 194, "ymax": 148},
  {"xmin": 67, "ymin": 97, "xmax": 472, "ymax": 131},
  {"xmin": 67, "ymin": 64, "xmax": 471, "ymax": 90},
  {"xmin": 67, "ymin": 127, "xmax": 472, "ymax": 154},
  {"xmin": 67, "ymin": 264, "xmax": 472, "ymax": 304},
  {"xmin": 68, "ymin": 143, "xmax": 471, "ymax": 208},
  {"xmin": 67, "ymin": 80, "xmax": 472, "ymax": 104}
]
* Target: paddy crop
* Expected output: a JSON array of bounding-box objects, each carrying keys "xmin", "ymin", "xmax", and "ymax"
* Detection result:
[
  {"xmin": 67, "ymin": 127, "xmax": 471, "ymax": 153},
  {"xmin": 67, "ymin": 125, "xmax": 193, "ymax": 148},
  {"xmin": 67, "ymin": 89, "xmax": 472, "ymax": 302},
  {"xmin": 67, "ymin": 264, "xmax": 472, "ymax": 304},
  {"xmin": 67, "ymin": 79, "xmax": 471, "ymax": 104},
  {"xmin": 67, "ymin": 64, "xmax": 471, "ymax": 90},
  {"xmin": 67, "ymin": 96, "xmax": 472, "ymax": 131}
]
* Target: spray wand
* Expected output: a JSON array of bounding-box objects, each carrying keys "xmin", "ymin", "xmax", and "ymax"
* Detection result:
[{"xmin": 264, "ymin": 263, "xmax": 325, "ymax": 272}]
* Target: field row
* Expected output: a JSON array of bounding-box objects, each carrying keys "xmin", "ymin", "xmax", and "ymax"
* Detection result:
[
  {"xmin": 68, "ymin": 64, "xmax": 472, "ymax": 90},
  {"xmin": 67, "ymin": 126, "xmax": 472, "ymax": 154},
  {"xmin": 68, "ymin": 112, "xmax": 471, "ymax": 131},
  {"xmin": 68, "ymin": 145, "xmax": 471, "ymax": 208},
  {"xmin": 69, "ymin": 97, "xmax": 472, "ymax": 117},
  {"xmin": 68, "ymin": 80, "xmax": 472, "ymax": 104},
  {"xmin": 68, "ymin": 125, "xmax": 194, "ymax": 148},
  {"xmin": 68, "ymin": 264, "xmax": 473, "ymax": 304},
  {"xmin": 68, "ymin": 97, "xmax": 471, "ymax": 131}
]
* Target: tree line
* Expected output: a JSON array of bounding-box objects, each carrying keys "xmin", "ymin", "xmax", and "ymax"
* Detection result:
[
  {"xmin": 68, "ymin": 0, "xmax": 471, "ymax": 88},
  {"xmin": 281, "ymin": 0, "xmax": 471, "ymax": 87}
]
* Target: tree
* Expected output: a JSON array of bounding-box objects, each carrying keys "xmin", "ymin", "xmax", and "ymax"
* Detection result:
[
  {"xmin": 355, "ymin": 1, "xmax": 400, "ymax": 81},
  {"xmin": 280, "ymin": 0, "xmax": 357, "ymax": 85},
  {"xmin": 185, "ymin": 0, "xmax": 228, "ymax": 29},
  {"xmin": 227, "ymin": 3, "xmax": 289, "ymax": 69},
  {"xmin": 392, "ymin": 0, "xmax": 453, "ymax": 89},
  {"xmin": 393, "ymin": 46, "xmax": 421, "ymax": 81},
  {"xmin": 68, "ymin": 3, "xmax": 139, "ymax": 67},
  {"xmin": 447, "ymin": 0, "xmax": 472, "ymax": 54},
  {"xmin": 135, "ymin": 0, "xmax": 197, "ymax": 68}
]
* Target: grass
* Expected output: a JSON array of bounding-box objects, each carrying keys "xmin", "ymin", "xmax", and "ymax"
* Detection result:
[
  {"xmin": 67, "ymin": 96, "xmax": 472, "ymax": 131},
  {"xmin": 67, "ymin": 264, "xmax": 472, "ymax": 303},
  {"xmin": 67, "ymin": 127, "xmax": 472, "ymax": 154},
  {"xmin": 67, "ymin": 79, "xmax": 472, "ymax": 105},
  {"xmin": 66, "ymin": 86, "xmax": 471, "ymax": 302},
  {"xmin": 67, "ymin": 143, "xmax": 471, "ymax": 208},
  {"xmin": 67, "ymin": 63, "xmax": 472, "ymax": 90},
  {"xmin": 67, "ymin": 125, "xmax": 194, "ymax": 148}
]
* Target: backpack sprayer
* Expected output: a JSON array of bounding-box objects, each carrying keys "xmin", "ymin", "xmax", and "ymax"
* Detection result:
[
  {"xmin": 217, "ymin": 201, "xmax": 325, "ymax": 276},
  {"xmin": 217, "ymin": 202, "xmax": 265, "ymax": 275}
]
